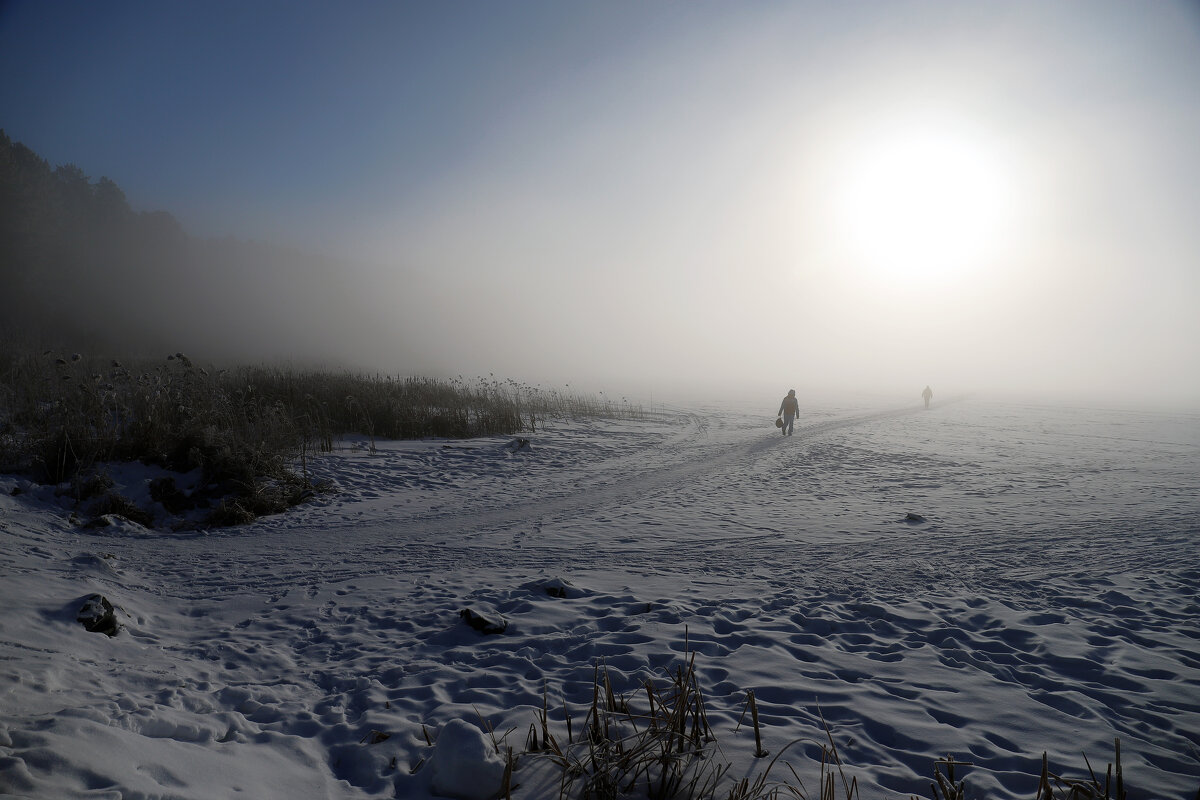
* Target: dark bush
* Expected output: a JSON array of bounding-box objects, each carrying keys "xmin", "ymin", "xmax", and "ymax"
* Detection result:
[{"xmin": 88, "ymin": 491, "xmax": 155, "ymax": 527}]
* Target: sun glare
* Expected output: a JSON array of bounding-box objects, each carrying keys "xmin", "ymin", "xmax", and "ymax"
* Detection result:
[{"xmin": 829, "ymin": 123, "xmax": 1015, "ymax": 289}]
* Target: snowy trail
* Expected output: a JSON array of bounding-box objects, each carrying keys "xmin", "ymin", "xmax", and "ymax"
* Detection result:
[
  {"xmin": 93, "ymin": 402, "xmax": 940, "ymax": 603},
  {"xmin": 2, "ymin": 399, "xmax": 1198, "ymax": 800}
]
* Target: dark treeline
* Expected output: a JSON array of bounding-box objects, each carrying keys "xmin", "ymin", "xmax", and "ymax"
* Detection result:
[
  {"xmin": 2, "ymin": 130, "xmax": 177, "ymax": 339},
  {"xmin": 0, "ymin": 129, "xmax": 395, "ymax": 365}
]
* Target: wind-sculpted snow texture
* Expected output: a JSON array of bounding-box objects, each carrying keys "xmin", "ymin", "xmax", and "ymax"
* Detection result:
[{"xmin": 1, "ymin": 399, "xmax": 1197, "ymax": 799}]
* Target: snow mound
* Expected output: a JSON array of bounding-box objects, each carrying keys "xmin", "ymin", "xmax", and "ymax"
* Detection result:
[{"xmin": 431, "ymin": 719, "xmax": 507, "ymax": 800}]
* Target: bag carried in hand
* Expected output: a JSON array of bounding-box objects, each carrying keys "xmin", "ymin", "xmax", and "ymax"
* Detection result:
[{"xmin": 775, "ymin": 417, "xmax": 784, "ymax": 428}]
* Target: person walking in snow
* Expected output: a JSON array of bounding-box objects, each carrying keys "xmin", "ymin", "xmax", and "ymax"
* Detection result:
[
  {"xmin": 922, "ymin": 385, "xmax": 933, "ymax": 409},
  {"xmin": 778, "ymin": 389, "xmax": 800, "ymax": 436}
]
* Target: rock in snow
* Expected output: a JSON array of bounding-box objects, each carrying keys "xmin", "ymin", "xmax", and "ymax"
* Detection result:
[
  {"xmin": 431, "ymin": 719, "xmax": 506, "ymax": 800},
  {"xmin": 459, "ymin": 604, "xmax": 508, "ymax": 634},
  {"xmin": 523, "ymin": 576, "xmax": 579, "ymax": 598},
  {"xmin": 76, "ymin": 593, "xmax": 120, "ymax": 636},
  {"xmin": 503, "ymin": 437, "xmax": 531, "ymax": 453}
]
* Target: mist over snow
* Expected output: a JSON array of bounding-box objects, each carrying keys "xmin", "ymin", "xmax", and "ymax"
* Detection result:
[
  {"xmin": 2, "ymin": 1, "xmax": 1199, "ymax": 406},
  {"xmin": 1, "ymin": 6, "xmax": 1199, "ymax": 798}
]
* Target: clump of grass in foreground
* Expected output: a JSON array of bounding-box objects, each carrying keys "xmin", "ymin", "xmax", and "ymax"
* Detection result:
[
  {"xmin": 513, "ymin": 654, "xmax": 824, "ymax": 800},
  {"xmin": 0, "ymin": 347, "xmax": 652, "ymax": 527},
  {"xmin": 468, "ymin": 652, "xmax": 1155, "ymax": 800}
]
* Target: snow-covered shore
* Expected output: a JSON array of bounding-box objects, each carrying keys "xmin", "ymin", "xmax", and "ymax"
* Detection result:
[{"xmin": 2, "ymin": 398, "xmax": 1197, "ymax": 799}]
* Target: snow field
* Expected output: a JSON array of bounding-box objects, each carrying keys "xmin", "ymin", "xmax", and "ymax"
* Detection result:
[{"xmin": 1, "ymin": 398, "xmax": 1197, "ymax": 799}]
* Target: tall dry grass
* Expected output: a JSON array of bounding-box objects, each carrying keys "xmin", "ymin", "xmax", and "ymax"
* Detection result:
[{"xmin": 0, "ymin": 347, "xmax": 651, "ymax": 525}]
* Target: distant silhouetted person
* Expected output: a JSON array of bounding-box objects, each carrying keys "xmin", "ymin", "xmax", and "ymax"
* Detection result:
[
  {"xmin": 922, "ymin": 385, "xmax": 933, "ymax": 409},
  {"xmin": 778, "ymin": 389, "xmax": 799, "ymax": 436}
]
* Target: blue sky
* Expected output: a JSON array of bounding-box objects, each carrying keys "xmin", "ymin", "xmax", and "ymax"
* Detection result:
[
  {"xmin": 3, "ymin": 1, "xmax": 1199, "ymax": 405},
  {"xmin": 2, "ymin": 2, "xmax": 715, "ymax": 249}
]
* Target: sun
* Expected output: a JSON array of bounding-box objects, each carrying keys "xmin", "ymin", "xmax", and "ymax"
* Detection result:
[{"xmin": 828, "ymin": 123, "xmax": 1015, "ymax": 288}]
